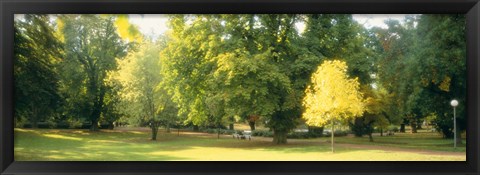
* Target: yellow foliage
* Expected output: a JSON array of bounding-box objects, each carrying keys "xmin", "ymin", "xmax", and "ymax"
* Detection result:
[
  {"xmin": 55, "ymin": 18, "xmax": 65, "ymax": 42},
  {"xmin": 438, "ymin": 76, "xmax": 451, "ymax": 92},
  {"xmin": 302, "ymin": 60, "xmax": 365, "ymax": 127},
  {"xmin": 115, "ymin": 15, "xmax": 142, "ymax": 42}
]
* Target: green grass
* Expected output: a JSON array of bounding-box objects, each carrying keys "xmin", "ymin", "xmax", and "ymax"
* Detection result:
[{"xmin": 14, "ymin": 128, "xmax": 466, "ymax": 161}]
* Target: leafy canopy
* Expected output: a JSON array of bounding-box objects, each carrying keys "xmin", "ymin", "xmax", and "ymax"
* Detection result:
[{"xmin": 303, "ymin": 60, "xmax": 364, "ymax": 126}]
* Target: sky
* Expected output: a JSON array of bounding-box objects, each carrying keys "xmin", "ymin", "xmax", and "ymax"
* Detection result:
[{"xmin": 128, "ymin": 14, "xmax": 408, "ymax": 39}]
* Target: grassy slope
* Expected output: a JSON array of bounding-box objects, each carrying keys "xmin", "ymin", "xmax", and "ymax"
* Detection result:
[{"xmin": 14, "ymin": 128, "xmax": 465, "ymax": 161}]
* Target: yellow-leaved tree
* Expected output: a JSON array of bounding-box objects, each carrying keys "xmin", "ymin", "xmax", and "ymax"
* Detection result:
[{"xmin": 303, "ymin": 60, "xmax": 365, "ymax": 152}]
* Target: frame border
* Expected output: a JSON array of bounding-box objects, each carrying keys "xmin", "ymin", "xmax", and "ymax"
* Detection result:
[{"xmin": 1, "ymin": 0, "xmax": 479, "ymax": 174}]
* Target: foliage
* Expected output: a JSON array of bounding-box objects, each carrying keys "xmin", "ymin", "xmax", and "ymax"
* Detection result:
[
  {"xmin": 303, "ymin": 60, "xmax": 364, "ymax": 151},
  {"xmin": 14, "ymin": 15, "xmax": 63, "ymax": 128},
  {"xmin": 59, "ymin": 14, "xmax": 131, "ymax": 131},
  {"xmin": 109, "ymin": 40, "xmax": 178, "ymax": 140},
  {"xmin": 303, "ymin": 60, "xmax": 364, "ymax": 126}
]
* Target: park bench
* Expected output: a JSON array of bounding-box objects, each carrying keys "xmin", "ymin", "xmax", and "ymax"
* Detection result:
[{"xmin": 233, "ymin": 130, "xmax": 252, "ymax": 140}]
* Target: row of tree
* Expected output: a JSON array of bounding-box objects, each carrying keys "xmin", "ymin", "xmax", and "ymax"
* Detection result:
[{"xmin": 14, "ymin": 14, "xmax": 466, "ymax": 144}]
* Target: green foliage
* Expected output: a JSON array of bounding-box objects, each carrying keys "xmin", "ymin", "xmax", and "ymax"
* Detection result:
[
  {"xmin": 252, "ymin": 130, "xmax": 274, "ymax": 137},
  {"xmin": 14, "ymin": 15, "xmax": 63, "ymax": 128},
  {"xmin": 387, "ymin": 125, "xmax": 399, "ymax": 132},
  {"xmin": 60, "ymin": 14, "xmax": 132, "ymax": 131},
  {"xmin": 373, "ymin": 15, "xmax": 466, "ymax": 140}
]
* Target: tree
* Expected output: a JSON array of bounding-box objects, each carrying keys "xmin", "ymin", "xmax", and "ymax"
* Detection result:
[
  {"xmin": 349, "ymin": 86, "xmax": 389, "ymax": 141},
  {"xmin": 372, "ymin": 18, "xmax": 418, "ymax": 132},
  {"xmin": 60, "ymin": 15, "xmax": 131, "ymax": 131},
  {"xmin": 303, "ymin": 60, "xmax": 364, "ymax": 152},
  {"xmin": 413, "ymin": 14, "xmax": 466, "ymax": 143},
  {"xmin": 14, "ymin": 15, "xmax": 63, "ymax": 128},
  {"xmin": 110, "ymin": 40, "xmax": 177, "ymax": 140}
]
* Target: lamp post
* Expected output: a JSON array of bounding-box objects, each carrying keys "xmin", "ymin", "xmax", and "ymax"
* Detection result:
[{"xmin": 450, "ymin": 99, "xmax": 458, "ymax": 149}]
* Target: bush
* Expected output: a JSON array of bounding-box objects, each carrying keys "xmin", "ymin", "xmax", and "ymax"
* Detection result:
[
  {"xmin": 15, "ymin": 118, "xmax": 28, "ymax": 128},
  {"xmin": 286, "ymin": 131, "xmax": 323, "ymax": 139},
  {"xmin": 252, "ymin": 130, "xmax": 273, "ymax": 137},
  {"xmin": 201, "ymin": 128, "xmax": 235, "ymax": 135},
  {"xmin": 287, "ymin": 132, "xmax": 308, "ymax": 139},
  {"xmin": 333, "ymin": 130, "xmax": 349, "ymax": 137},
  {"xmin": 387, "ymin": 125, "xmax": 399, "ymax": 132},
  {"xmin": 67, "ymin": 117, "xmax": 84, "ymax": 129}
]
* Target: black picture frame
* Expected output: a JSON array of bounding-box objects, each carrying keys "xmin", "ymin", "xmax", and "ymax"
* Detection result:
[{"xmin": 1, "ymin": 0, "xmax": 479, "ymax": 174}]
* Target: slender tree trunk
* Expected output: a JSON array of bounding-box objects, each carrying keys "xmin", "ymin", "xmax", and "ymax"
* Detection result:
[
  {"xmin": 248, "ymin": 121, "xmax": 256, "ymax": 131},
  {"xmin": 229, "ymin": 123, "xmax": 234, "ymax": 130},
  {"xmin": 380, "ymin": 128, "xmax": 383, "ymax": 137},
  {"xmin": 217, "ymin": 128, "xmax": 220, "ymax": 139},
  {"xmin": 30, "ymin": 105, "xmax": 39, "ymax": 128},
  {"xmin": 166, "ymin": 123, "xmax": 171, "ymax": 133},
  {"xmin": 331, "ymin": 120, "xmax": 335, "ymax": 153},
  {"xmin": 193, "ymin": 125, "xmax": 199, "ymax": 131},
  {"xmin": 273, "ymin": 129, "xmax": 287, "ymax": 144},
  {"xmin": 151, "ymin": 124, "xmax": 158, "ymax": 141},
  {"xmin": 177, "ymin": 127, "xmax": 180, "ymax": 136}
]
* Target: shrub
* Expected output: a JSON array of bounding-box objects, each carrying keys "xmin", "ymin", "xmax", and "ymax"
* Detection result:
[
  {"xmin": 287, "ymin": 131, "xmax": 323, "ymax": 139},
  {"xmin": 387, "ymin": 125, "xmax": 399, "ymax": 132},
  {"xmin": 201, "ymin": 128, "xmax": 235, "ymax": 135},
  {"xmin": 252, "ymin": 130, "xmax": 273, "ymax": 137},
  {"xmin": 67, "ymin": 117, "xmax": 84, "ymax": 129},
  {"xmin": 334, "ymin": 130, "xmax": 349, "ymax": 137}
]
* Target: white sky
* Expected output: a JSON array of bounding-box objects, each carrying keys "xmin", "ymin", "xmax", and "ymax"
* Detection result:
[{"xmin": 127, "ymin": 14, "xmax": 409, "ymax": 39}]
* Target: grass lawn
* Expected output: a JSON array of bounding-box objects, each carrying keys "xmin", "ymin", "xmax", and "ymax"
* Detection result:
[{"xmin": 14, "ymin": 128, "xmax": 466, "ymax": 161}]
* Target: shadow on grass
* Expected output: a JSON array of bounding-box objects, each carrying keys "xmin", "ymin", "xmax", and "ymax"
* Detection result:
[{"xmin": 14, "ymin": 129, "xmax": 190, "ymax": 161}]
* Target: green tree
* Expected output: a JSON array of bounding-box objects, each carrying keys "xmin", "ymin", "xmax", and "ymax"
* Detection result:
[
  {"xmin": 303, "ymin": 60, "xmax": 364, "ymax": 152},
  {"xmin": 60, "ymin": 15, "xmax": 131, "ymax": 131},
  {"xmin": 413, "ymin": 14, "xmax": 466, "ymax": 143},
  {"xmin": 14, "ymin": 15, "xmax": 63, "ymax": 128},
  {"xmin": 110, "ymin": 40, "xmax": 177, "ymax": 140}
]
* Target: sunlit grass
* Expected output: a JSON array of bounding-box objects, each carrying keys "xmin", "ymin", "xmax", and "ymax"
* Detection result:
[{"xmin": 14, "ymin": 128, "xmax": 466, "ymax": 161}]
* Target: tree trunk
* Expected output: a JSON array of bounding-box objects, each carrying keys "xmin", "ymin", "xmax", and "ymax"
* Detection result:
[
  {"xmin": 217, "ymin": 128, "xmax": 220, "ymax": 139},
  {"xmin": 248, "ymin": 121, "xmax": 256, "ymax": 131},
  {"xmin": 380, "ymin": 128, "xmax": 383, "ymax": 137},
  {"xmin": 411, "ymin": 122, "xmax": 417, "ymax": 133},
  {"xmin": 368, "ymin": 133, "xmax": 374, "ymax": 142},
  {"xmin": 272, "ymin": 129, "xmax": 287, "ymax": 144},
  {"xmin": 193, "ymin": 125, "xmax": 199, "ymax": 131},
  {"xmin": 89, "ymin": 100, "xmax": 102, "ymax": 131},
  {"xmin": 31, "ymin": 105, "xmax": 38, "ymax": 128},
  {"xmin": 400, "ymin": 124, "xmax": 405, "ymax": 133},
  {"xmin": 90, "ymin": 118, "xmax": 99, "ymax": 131},
  {"xmin": 107, "ymin": 122, "xmax": 114, "ymax": 130},
  {"xmin": 416, "ymin": 123, "xmax": 422, "ymax": 129},
  {"xmin": 151, "ymin": 125, "xmax": 158, "ymax": 141},
  {"xmin": 229, "ymin": 123, "xmax": 234, "ymax": 130},
  {"xmin": 331, "ymin": 120, "xmax": 335, "ymax": 153},
  {"xmin": 89, "ymin": 82, "xmax": 106, "ymax": 132},
  {"xmin": 177, "ymin": 127, "xmax": 180, "ymax": 136},
  {"xmin": 166, "ymin": 123, "xmax": 171, "ymax": 133}
]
